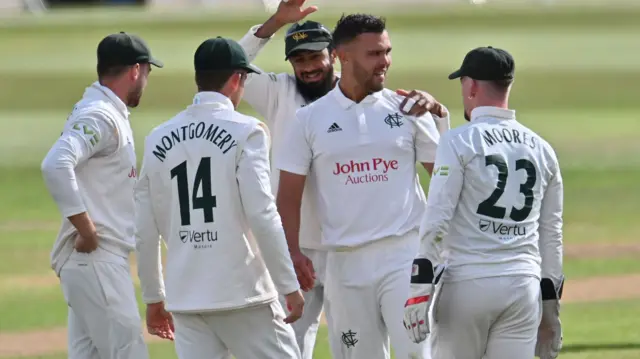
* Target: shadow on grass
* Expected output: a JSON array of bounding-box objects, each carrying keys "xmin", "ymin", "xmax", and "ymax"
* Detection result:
[{"xmin": 563, "ymin": 343, "xmax": 640, "ymax": 352}]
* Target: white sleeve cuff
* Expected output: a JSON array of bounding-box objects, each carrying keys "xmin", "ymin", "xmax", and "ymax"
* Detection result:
[{"xmin": 275, "ymin": 163, "xmax": 309, "ymax": 176}]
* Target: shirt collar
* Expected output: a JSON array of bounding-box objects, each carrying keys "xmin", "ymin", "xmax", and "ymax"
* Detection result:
[
  {"xmin": 471, "ymin": 106, "xmax": 515, "ymax": 122},
  {"xmin": 331, "ymin": 81, "xmax": 382, "ymax": 110},
  {"xmin": 192, "ymin": 91, "xmax": 234, "ymax": 109},
  {"xmin": 86, "ymin": 81, "xmax": 130, "ymax": 119}
]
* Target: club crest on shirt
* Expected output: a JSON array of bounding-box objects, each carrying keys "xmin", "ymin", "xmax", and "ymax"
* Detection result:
[{"xmin": 384, "ymin": 112, "xmax": 404, "ymax": 128}]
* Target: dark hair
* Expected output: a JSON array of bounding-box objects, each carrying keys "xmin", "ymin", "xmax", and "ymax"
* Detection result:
[
  {"xmin": 97, "ymin": 64, "xmax": 129, "ymax": 80},
  {"xmin": 332, "ymin": 14, "xmax": 386, "ymax": 47},
  {"xmin": 489, "ymin": 79, "xmax": 514, "ymax": 91},
  {"xmin": 195, "ymin": 70, "xmax": 236, "ymax": 92}
]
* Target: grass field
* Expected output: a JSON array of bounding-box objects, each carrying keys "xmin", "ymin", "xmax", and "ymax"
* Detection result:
[{"xmin": 1, "ymin": 2, "xmax": 639, "ymax": 358}]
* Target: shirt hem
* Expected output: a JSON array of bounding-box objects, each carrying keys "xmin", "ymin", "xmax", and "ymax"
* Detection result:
[{"xmin": 165, "ymin": 293, "xmax": 277, "ymax": 313}]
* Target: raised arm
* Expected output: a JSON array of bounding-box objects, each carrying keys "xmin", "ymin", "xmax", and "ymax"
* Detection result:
[
  {"xmin": 238, "ymin": 0, "xmax": 317, "ymax": 122},
  {"xmin": 41, "ymin": 113, "xmax": 117, "ymax": 253}
]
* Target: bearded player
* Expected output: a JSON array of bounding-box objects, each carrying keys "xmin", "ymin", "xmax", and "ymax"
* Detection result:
[{"xmin": 237, "ymin": 2, "xmax": 450, "ymax": 357}]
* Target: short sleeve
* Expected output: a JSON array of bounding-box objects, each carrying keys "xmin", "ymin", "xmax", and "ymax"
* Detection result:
[{"xmin": 274, "ymin": 110, "xmax": 312, "ymax": 176}]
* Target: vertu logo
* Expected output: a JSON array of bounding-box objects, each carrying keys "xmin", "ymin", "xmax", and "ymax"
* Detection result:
[
  {"xmin": 179, "ymin": 230, "xmax": 218, "ymax": 249},
  {"xmin": 479, "ymin": 219, "xmax": 491, "ymax": 232}
]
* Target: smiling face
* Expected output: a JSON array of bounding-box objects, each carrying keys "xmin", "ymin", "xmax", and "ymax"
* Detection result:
[
  {"xmin": 340, "ymin": 30, "xmax": 392, "ymax": 94},
  {"xmin": 289, "ymin": 48, "xmax": 336, "ymax": 102}
]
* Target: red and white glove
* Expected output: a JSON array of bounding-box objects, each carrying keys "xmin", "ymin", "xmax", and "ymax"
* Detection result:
[{"xmin": 403, "ymin": 258, "xmax": 444, "ymax": 344}]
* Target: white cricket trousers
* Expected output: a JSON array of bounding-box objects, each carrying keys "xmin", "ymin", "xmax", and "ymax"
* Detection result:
[
  {"xmin": 430, "ymin": 275, "xmax": 542, "ymax": 359},
  {"xmin": 325, "ymin": 231, "xmax": 431, "ymax": 359},
  {"xmin": 278, "ymin": 248, "xmax": 335, "ymax": 359},
  {"xmin": 172, "ymin": 300, "xmax": 301, "ymax": 359},
  {"xmin": 59, "ymin": 249, "xmax": 148, "ymax": 359}
]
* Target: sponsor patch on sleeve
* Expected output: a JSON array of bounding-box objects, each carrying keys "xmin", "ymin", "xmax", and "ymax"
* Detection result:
[
  {"xmin": 433, "ymin": 165, "xmax": 449, "ymax": 176},
  {"xmin": 70, "ymin": 121, "xmax": 100, "ymax": 147}
]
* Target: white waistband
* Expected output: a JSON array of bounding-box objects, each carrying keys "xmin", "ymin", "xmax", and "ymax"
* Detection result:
[
  {"xmin": 68, "ymin": 247, "xmax": 128, "ymax": 266},
  {"xmin": 332, "ymin": 229, "xmax": 418, "ymax": 253}
]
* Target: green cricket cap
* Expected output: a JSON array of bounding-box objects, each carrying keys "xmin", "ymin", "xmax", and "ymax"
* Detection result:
[
  {"xmin": 97, "ymin": 32, "xmax": 163, "ymax": 69},
  {"xmin": 448, "ymin": 46, "xmax": 514, "ymax": 81},
  {"xmin": 194, "ymin": 37, "xmax": 261, "ymax": 74},
  {"xmin": 284, "ymin": 21, "xmax": 332, "ymax": 60}
]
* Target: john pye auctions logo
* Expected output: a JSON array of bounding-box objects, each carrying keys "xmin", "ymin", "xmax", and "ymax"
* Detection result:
[
  {"xmin": 333, "ymin": 158, "xmax": 398, "ymax": 185},
  {"xmin": 179, "ymin": 229, "xmax": 218, "ymax": 249}
]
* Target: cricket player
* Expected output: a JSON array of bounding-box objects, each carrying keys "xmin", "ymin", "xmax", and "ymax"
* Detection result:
[
  {"xmin": 403, "ymin": 46, "xmax": 564, "ymax": 359},
  {"xmin": 237, "ymin": 2, "xmax": 448, "ymax": 356},
  {"xmin": 275, "ymin": 13, "xmax": 450, "ymax": 359},
  {"xmin": 134, "ymin": 36, "xmax": 304, "ymax": 359},
  {"xmin": 40, "ymin": 32, "xmax": 162, "ymax": 359}
]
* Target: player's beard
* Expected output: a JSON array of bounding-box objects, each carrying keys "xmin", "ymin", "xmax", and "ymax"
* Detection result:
[
  {"xmin": 464, "ymin": 109, "xmax": 471, "ymax": 122},
  {"xmin": 355, "ymin": 61, "xmax": 385, "ymax": 95},
  {"xmin": 126, "ymin": 79, "xmax": 145, "ymax": 108},
  {"xmin": 296, "ymin": 66, "xmax": 335, "ymax": 103}
]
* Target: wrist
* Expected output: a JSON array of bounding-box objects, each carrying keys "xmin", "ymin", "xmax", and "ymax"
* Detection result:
[{"xmin": 255, "ymin": 15, "xmax": 286, "ymax": 39}]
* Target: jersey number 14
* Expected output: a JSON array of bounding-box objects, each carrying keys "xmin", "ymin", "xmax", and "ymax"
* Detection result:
[
  {"xmin": 477, "ymin": 154, "xmax": 537, "ymax": 222},
  {"xmin": 170, "ymin": 157, "xmax": 217, "ymax": 226}
]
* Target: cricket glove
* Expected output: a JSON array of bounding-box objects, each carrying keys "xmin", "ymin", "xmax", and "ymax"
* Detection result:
[
  {"xmin": 535, "ymin": 276, "xmax": 565, "ymax": 359},
  {"xmin": 403, "ymin": 258, "xmax": 444, "ymax": 344}
]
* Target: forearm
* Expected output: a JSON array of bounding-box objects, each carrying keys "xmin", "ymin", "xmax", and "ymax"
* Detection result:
[
  {"xmin": 249, "ymin": 212, "xmax": 300, "ymax": 296},
  {"xmin": 67, "ymin": 212, "xmax": 98, "ymax": 240},
  {"xmin": 540, "ymin": 234, "xmax": 564, "ymax": 287},
  {"xmin": 434, "ymin": 105, "xmax": 451, "ymax": 135},
  {"xmin": 134, "ymin": 172, "xmax": 166, "ymax": 304},
  {"xmin": 136, "ymin": 238, "xmax": 166, "ymax": 304},
  {"xmin": 41, "ymin": 141, "xmax": 87, "ymax": 218},
  {"xmin": 539, "ymin": 171, "xmax": 564, "ymax": 290},
  {"xmin": 41, "ymin": 163, "xmax": 87, "ymax": 217},
  {"xmin": 254, "ymin": 15, "xmax": 287, "ymax": 39},
  {"xmin": 277, "ymin": 196, "xmax": 303, "ymax": 255}
]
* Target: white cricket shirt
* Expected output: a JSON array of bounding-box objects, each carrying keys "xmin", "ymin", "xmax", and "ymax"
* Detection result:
[
  {"xmin": 418, "ymin": 106, "xmax": 564, "ymax": 287},
  {"xmin": 238, "ymin": 25, "xmax": 324, "ymax": 250},
  {"xmin": 41, "ymin": 82, "xmax": 138, "ymax": 275},
  {"xmin": 275, "ymin": 85, "xmax": 441, "ymax": 249},
  {"xmin": 134, "ymin": 92, "xmax": 299, "ymax": 313}
]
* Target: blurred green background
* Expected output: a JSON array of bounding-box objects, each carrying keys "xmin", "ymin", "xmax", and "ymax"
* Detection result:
[{"xmin": 1, "ymin": 1, "xmax": 639, "ymax": 358}]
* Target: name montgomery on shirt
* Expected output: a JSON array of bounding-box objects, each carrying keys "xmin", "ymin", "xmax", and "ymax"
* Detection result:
[{"xmin": 152, "ymin": 121, "xmax": 238, "ymax": 162}]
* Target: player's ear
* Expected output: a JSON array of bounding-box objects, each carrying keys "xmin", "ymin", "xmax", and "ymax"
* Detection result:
[
  {"xmin": 335, "ymin": 45, "xmax": 349, "ymax": 65},
  {"xmin": 469, "ymin": 78, "xmax": 479, "ymax": 98},
  {"xmin": 227, "ymin": 72, "xmax": 242, "ymax": 92},
  {"xmin": 329, "ymin": 48, "xmax": 337, "ymax": 65},
  {"xmin": 130, "ymin": 63, "xmax": 141, "ymax": 81}
]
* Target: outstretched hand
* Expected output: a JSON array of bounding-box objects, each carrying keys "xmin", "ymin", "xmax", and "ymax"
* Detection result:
[{"xmin": 274, "ymin": 0, "xmax": 318, "ymax": 25}]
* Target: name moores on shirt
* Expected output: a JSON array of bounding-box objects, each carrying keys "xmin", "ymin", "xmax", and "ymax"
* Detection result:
[
  {"xmin": 482, "ymin": 128, "xmax": 538, "ymax": 149},
  {"xmin": 152, "ymin": 122, "xmax": 238, "ymax": 162},
  {"xmin": 333, "ymin": 157, "xmax": 399, "ymax": 185}
]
